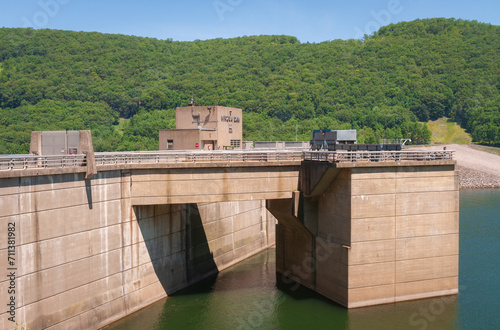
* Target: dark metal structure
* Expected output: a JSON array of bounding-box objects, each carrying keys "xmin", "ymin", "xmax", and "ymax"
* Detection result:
[{"xmin": 311, "ymin": 129, "xmax": 402, "ymax": 151}]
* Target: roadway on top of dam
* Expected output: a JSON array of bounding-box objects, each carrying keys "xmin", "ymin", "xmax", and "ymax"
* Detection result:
[
  {"xmin": 0, "ymin": 149, "xmax": 455, "ymax": 179},
  {"xmin": 0, "ymin": 149, "xmax": 455, "ymax": 204}
]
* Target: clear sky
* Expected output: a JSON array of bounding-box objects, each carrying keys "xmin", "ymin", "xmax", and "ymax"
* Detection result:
[{"xmin": 1, "ymin": 0, "xmax": 499, "ymax": 43}]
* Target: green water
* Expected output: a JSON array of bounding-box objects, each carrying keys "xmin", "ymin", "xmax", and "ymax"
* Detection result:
[{"xmin": 107, "ymin": 189, "xmax": 500, "ymax": 330}]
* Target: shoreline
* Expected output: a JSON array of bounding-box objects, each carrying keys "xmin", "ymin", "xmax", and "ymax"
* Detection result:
[
  {"xmin": 408, "ymin": 144, "xmax": 500, "ymax": 190},
  {"xmin": 457, "ymin": 165, "xmax": 500, "ymax": 189}
]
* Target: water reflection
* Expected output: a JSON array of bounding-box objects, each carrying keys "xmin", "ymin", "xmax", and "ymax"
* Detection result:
[
  {"xmin": 108, "ymin": 249, "xmax": 460, "ymax": 330},
  {"xmin": 347, "ymin": 296, "xmax": 458, "ymax": 330},
  {"xmin": 458, "ymin": 189, "xmax": 500, "ymax": 330},
  {"xmin": 194, "ymin": 252, "xmax": 280, "ymax": 329}
]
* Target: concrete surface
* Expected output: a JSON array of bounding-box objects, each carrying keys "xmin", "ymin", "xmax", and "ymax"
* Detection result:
[
  {"xmin": 0, "ymin": 157, "xmax": 460, "ymax": 330},
  {"xmin": 274, "ymin": 162, "xmax": 459, "ymax": 308},
  {"xmin": 0, "ymin": 170, "xmax": 277, "ymax": 330}
]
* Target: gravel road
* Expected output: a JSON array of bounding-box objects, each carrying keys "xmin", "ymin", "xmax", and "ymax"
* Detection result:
[{"xmin": 410, "ymin": 144, "xmax": 500, "ymax": 189}]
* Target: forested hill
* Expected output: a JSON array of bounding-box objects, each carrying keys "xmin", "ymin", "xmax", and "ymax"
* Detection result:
[{"xmin": 0, "ymin": 18, "xmax": 499, "ymax": 153}]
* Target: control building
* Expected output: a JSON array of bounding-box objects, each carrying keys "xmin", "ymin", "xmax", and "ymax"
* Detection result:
[{"xmin": 159, "ymin": 104, "xmax": 243, "ymax": 151}]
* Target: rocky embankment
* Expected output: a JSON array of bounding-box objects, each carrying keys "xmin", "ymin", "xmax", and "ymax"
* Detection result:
[
  {"xmin": 456, "ymin": 165, "xmax": 500, "ymax": 188},
  {"xmin": 411, "ymin": 144, "xmax": 500, "ymax": 189}
]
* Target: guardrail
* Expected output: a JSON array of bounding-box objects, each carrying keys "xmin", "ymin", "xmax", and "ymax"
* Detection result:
[
  {"xmin": 94, "ymin": 150, "xmax": 304, "ymax": 165},
  {"xmin": 0, "ymin": 154, "xmax": 86, "ymax": 171},
  {"xmin": 0, "ymin": 150, "xmax": 454, "ymax": 172},
  {"xmin": 303, "ymin": 150, "xmax": 454, "ymax": 163}
]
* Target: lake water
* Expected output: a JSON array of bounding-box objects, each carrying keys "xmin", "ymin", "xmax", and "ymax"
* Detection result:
[{"xmin": 107, "ymin": 189, "xmax": 500, "ymax": 330}]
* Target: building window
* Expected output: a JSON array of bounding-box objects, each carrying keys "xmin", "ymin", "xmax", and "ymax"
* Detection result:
[
  {"xmin": 230, "ymin": 140, "xmax": 241, "ymax": 148},
  {"xmin": 229, "ymin": 124, "xmax": 233, "ymax": 133},
  {"xmin": 167, "ymin": 140, "xmax": 174, "ymax": 150}
]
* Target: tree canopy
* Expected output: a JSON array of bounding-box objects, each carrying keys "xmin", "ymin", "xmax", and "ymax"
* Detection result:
[{"xmin": 0, "ymin": 18, "xmax": 499, "ymax": 153}]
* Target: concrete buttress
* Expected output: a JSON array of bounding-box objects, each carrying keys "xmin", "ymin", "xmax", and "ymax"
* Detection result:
[{"xmin": 271, "ymin": 161, "xmax": 459, "ymax": 308}]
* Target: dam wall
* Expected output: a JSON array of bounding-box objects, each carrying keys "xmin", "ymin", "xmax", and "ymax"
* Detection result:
[
  {"xmin": 271, "ymin": 162, "xmax": 459, "ymax": 308},
  {"xmin": 0, "ymin": 171, "xmax": 276, "ymax": 330},
  {"xmin": 0, "ymin": 148, "xmax": 459, "ymax": 328}
]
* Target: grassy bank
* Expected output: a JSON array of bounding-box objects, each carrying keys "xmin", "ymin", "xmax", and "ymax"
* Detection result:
[{"xmin": 427, "ymin": 118, "xmax": 472, "ymax": 144}]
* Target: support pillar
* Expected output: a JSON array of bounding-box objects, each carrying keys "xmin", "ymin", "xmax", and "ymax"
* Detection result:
[{"xmin": 274, "ymin": 162, "xmax": 459, "ymax": 308}]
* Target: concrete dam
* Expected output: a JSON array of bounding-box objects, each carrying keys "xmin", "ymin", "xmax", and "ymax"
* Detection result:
[{"xmin": 0, "ymin": 145, "xmax": 458, "ymax": 329}]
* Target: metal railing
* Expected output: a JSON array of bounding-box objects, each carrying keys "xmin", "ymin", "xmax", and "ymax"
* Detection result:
[
  {"xmin": 94, "ymin": 150, "xmax": 305, "ymax": 165},
  {"xmin": 0, "ymin": 154, "xmax": 87, "ymax": 171},
  {"xmin": 304, "ymin": 150, "xmax": 454, "ymax": 163},
  {"xmin": 0, "ymin": 149, "xmax": 454, "ymax": 172}
]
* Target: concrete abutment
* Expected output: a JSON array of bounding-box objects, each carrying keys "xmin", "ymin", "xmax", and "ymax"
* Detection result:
[
  {"xmin": 271, "ymin": 162, "xmax": 459, "ymax": 308},
  {"xmin": 0, "ymin": 170, "xmax": 277, "ymax": 330}
]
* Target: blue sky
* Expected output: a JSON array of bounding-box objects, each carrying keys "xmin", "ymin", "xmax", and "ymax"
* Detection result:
[{"xmin": 1, "ymin": 0, "xmax": 499, "ymax": 43}]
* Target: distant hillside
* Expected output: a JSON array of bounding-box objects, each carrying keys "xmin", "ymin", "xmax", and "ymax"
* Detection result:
[
  {"xmin": 0, "ymin": 18, "xmax": 499, "ymax": 153},
  {"xmin": 428, "ymin": 118, "xmax": 472, "ymax": 144}
]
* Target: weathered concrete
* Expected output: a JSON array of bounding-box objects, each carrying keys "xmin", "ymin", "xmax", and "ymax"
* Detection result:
[
  {"xmin": 274, "ymin": 161, "xmax": 459, "ymax": 308},
  {"xmin": 0, "ymin": 156, "xmax": 460, "ymax": 329},
  {"xmin": 79, "ymin": 130, "xmax": 97, "ymax": 179},
  {"xmin": 268, "ymin": 196, "xmax": 315, "ymax": 290},
  {"xmin": 129, "ymin": 165, "xmax": 299, "ymax": 205},
  {"xmin": 0, "ymin": 170, "xmax": 277, "ymax": 330},
  {"xmin": 29, "ymin": 131, "xmax": 42, "ymax": 155}
]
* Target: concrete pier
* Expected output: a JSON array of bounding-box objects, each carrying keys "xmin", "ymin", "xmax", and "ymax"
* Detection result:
[{"xmin": 270, "ymin": 161, "xmax": 459, "ymax": 308}]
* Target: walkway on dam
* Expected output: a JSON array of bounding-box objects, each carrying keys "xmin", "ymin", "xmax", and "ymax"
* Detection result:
[
  {"xmin": 0, "ymin": 149, "xmax": 455, "ymax": 205},
  {"xmin": 0, "ymin": 149, "xmax": 454, "ymax": 177}
]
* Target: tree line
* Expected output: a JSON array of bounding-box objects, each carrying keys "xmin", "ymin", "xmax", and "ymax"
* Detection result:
[{"xmin": 0, "ymin": 18, "xmax": 498, "ymax": 153}]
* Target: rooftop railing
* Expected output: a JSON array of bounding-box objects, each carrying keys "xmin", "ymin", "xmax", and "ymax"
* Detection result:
[{"xmin": 0, "ymin": 149, "xmax": 454, "ymax": 172}]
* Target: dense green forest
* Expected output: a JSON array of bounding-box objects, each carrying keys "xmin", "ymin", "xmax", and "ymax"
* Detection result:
[{"xmin": 0, "ymin": 18, "xmax": 499, "ymax": 153}]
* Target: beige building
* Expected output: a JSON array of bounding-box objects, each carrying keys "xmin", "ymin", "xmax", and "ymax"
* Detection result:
[{"xmin": 159, "ymin": 105, "xmax": 243, "ymax": 150}]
